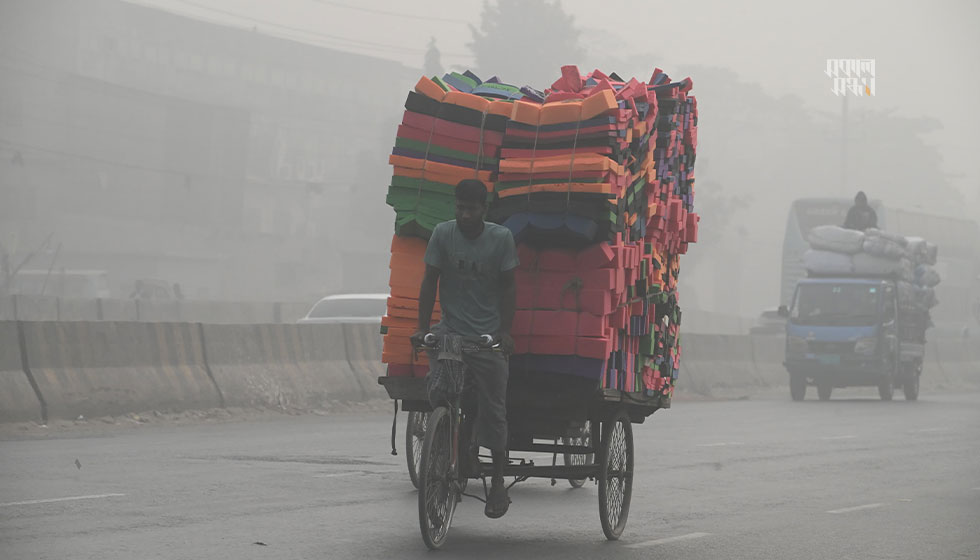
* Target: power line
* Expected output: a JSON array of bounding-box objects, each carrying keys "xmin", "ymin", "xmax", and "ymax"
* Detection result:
[
  {"xmin": 138, "ymin": 0, "xmax": 471, "ymax": 58},
  {"xmin": 0, "ymin": 137, "xmax": 221, "ymax": 181},
  {"xmin": 310, "ymin": 0, "xmax": 472, "ymax": 25},
  {"xmin": 0, "ymin": 138, "xmax": 374, "ymax": 188},
  {"xmin": 0, "ymin": 56, "xmax": 400, "ymax": 135}
]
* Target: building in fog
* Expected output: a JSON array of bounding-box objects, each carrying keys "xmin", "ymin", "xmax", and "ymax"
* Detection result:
[{"xmin": 0, "ymin": 0, "xmax": 414, "ymax": 302}]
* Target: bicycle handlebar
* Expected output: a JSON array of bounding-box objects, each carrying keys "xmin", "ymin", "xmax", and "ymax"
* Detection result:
[{"xmin": 418, "ymin": 333, "xmax": 498, "ymax": 350}]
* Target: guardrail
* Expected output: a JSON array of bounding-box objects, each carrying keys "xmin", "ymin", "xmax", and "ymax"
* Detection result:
[
  {"xmin": 0, "ymin": 323, "xmax": 975, "ymax": 423},
  {"xmin": 0, "ymin": 295, "xmax": 310, "ymax": 324}
]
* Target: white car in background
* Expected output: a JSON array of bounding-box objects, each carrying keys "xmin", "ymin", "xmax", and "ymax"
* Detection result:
[{"xmin": 297, "ymin": 293, "xmax": 388, "ymax": 324}]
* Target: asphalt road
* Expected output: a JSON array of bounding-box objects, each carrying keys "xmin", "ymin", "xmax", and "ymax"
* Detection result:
[{"xmin": 2, "ymin": 389, "xmax": 979, "ymax": 559}]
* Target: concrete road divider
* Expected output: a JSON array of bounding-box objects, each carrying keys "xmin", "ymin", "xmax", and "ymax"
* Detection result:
[
  {"xmin": 0, "ymin": 322, "xmax": 45, "ymax": 423},
  {"xmin": 342, "ymin": 324, "xmax": 387, "ymax": 399},
  {"xmin": 201, "ymin": 323, "xmax": 363, "ymax": 410},
  {"xmin": 929, "ymin": 338, "xmax": 979, "ymax": 389},
  {"xmin": 677, "ymin": 334, "xmax": 759, "ymax": 396},
  {"xmin": 21, "ymin": 321, "xmax": 222, "ymax": 420},
  {"xmin": 750, "ymin": 335, "xmax": 787, "ymax": 387}
]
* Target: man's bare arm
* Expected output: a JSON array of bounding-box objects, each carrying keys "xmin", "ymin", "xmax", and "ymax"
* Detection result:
[
  {"xmin": 416, "ymin": 264, "xmax": 441, "ymax": 333},
  {"xmin": 497, "ymin": 268, "xmax": 516, "ymax": 349}
]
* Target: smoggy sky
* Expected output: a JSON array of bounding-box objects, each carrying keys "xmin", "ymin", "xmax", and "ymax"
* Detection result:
[{"xmin": 128, "ymin": 0, "xmax": 980, "ymax": 206}]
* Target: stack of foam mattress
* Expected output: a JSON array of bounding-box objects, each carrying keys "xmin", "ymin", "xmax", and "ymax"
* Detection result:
[
  {"xmin": 383, "ymin": 74, "xmax": 513, "ymax": 375},
  {"xmin": 382, "ymin": 67, "xmax": 700, "ymax": 402},
  {"xmin": 386, "ymin": 74, "xmax": 510, "ymax": 238}
]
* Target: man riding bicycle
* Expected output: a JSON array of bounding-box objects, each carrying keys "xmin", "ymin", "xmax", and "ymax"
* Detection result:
[{"xmin": 410, "ymin": 179, "xmax": 518, "ymax": 519}]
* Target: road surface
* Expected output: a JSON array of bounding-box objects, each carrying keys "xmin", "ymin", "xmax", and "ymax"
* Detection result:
[{"xmin": 2, "ymin": 389, "xmax": 979, "ymax": 559}]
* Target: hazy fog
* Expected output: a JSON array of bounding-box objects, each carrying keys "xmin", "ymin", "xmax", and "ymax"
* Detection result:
[
  {"xmin": 1, "ymin": 0, "xmax": 978, "ymax": 327},
  {"xmin": 131, "ymin": 0, "xmax": 980, "ymax": 205}
]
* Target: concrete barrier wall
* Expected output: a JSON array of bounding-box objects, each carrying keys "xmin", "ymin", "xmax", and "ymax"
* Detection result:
[
  {"xmin": 201, "ymin": 323, "xmax": 363, "ymax": 410},
  {"xmin": 342, "ymin": 323, "xmax": 387, "ymax": 399},
  {"xmin": 750, "ymin": 335, "xmax": 787, "ymax": 386},
  {"xmin": 22, "ymin": 321, "xmax": 222, "ymax": 420},
  {"xmin": 677, "ymin": 334, "xmax": 761, "ymax": 396},
  {"xmin": 0, "ymin": 322, "xmax": 43, "ymax": 422},
  {"xmin": 4, "ymin": 321, "xmax": 975, "ymax": 423},
  {"xmin": 929, "ymin": 338, "xmax": 980, "ymax": 389}
]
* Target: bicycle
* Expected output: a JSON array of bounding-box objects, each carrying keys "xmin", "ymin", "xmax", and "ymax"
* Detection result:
[
  {"xmin": 378, "ymin": 334, "xmax": 658, "ymax": 549},
  {"xmin": 415, "ymin": 332, "xmax": 499, "ymax": 550}
]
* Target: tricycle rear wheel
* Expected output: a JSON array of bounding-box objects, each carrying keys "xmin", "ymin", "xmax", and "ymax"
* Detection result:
[
  {"xmin": 406, "ymin": 411, "xmax": 428, "ymax": 489},
  {"xmin": 563, "ymin": 421, "xmax": 593, "ymax": 488},
  {"xmin": 598, "ymin": 411, "xmax": 634, "ymax": 540}
]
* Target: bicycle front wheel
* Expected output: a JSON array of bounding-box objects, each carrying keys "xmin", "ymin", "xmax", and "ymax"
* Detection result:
[{"xmin": 417, "ymin": 407, "xmax": 457, "ymax": 550}]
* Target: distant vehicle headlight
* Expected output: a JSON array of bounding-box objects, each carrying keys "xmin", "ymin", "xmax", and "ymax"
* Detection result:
[
  {"xmin": 787, "ymin": 336, "xmax": 808, "ymax": 355},
  {"xmin": 853, "ymin": 337, "xmax": 877, "ymax": 355}
]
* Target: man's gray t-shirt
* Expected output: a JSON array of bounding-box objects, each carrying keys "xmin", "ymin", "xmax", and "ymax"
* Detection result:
[{"xmin": 424, "ymin": 220, "xmax": 519, "ymax": 337}]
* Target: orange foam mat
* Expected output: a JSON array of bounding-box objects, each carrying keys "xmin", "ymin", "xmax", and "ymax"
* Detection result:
[
  {"xmin": 498, "ymin": 153, "xmax": 625, "ymax": 175},
  {"xmin": 509, "ymin": 90, "xmax": 618, "ymax": 126}
]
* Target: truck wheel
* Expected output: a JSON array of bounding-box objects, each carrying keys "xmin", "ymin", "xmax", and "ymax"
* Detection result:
[
  {"xmin": 878, "ymin": 378, "xmax": 894, "ymax": 401},
  {"xmin": 903, "ymin": 374, "xmax": 919, "ymax": 401},
  {"xmin": 817, "ymin": 383, "xmax": 832, "ymax": 401},
  {"xmin": 790, "ymin": 375, "xmax": 806, "ymax": 401}
]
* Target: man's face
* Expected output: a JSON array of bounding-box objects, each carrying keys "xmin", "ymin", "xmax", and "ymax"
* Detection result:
[{"xmin": 455, "ymin": 198, "xmax": 485, "ymax": 235}]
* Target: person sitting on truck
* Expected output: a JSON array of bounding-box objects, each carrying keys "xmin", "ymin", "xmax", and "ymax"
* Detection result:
[
  {"xmin": 410, "ymin": 178, "xmax": 518, "ymax": 519},
  {"xmin": 843, "ymin": 191, "xmax": 878, "ymax": 231}
]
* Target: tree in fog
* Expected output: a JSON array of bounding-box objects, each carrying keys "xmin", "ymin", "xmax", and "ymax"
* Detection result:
[
  {"xmin": 468, "ymin": 0, "xmax": 584, "ymax": 87},
  {"xmin": 424, "ymin": 37, "xmax": 443, "ymax": 78},
  {"xmin": 841, "ymin": 111, "xmax": 966, "ymax": 215}
]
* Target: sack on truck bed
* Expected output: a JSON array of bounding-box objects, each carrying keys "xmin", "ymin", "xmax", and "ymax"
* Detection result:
[
  {"xmin": 862, "ymin": 233, "xmax": 908, "ymax": 260},
  {"xmin": 865, "ymin": 228, "xmax": 908, "ymax": 247},
  {"xmin": 906, "ymin": 237, "xmax": 938, "ymax": 266},
  {"xmin": 914, "ymin": 264, "xmax": 941, "ymax": 288},
  {"xmin": 897, "ymin": 281, "xmax": 938, "ymax": 311},
  {"xmin": 808, "ymin": 225, "xmax": 865, "ymax": 254},
  {"xmin": 803, "ymin": 250, "xmax": 854, "ymax": 275},
  {"xmin": 852, "ymin": 253, "xmax": 913, "ymax": 279}
]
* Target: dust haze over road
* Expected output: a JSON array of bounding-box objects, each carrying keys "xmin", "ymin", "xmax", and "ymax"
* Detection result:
[
  {"xmin": 1, "ymin": 1, "xmax": 979, "ymax": 559},
  {"xmin": 2, "ymin": 391, "xmax": 979, "ymax": 559}
]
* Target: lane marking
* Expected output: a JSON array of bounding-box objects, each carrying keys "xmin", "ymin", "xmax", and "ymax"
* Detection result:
[
  {"xmin": 313, "ymin": 470, "xmax": 401, "ymax": 479},
  {"xmin": 972, "ymin": 487, "xmax": 980, "ymax": 491},
  {"xmin": 819, "ymin": 435, "xmax": 857, "ymax": 440},
  {"xmin": 907, "ymin": 428, "xmax": 946, "ymax": 434},
  {"xmin": 827, "ymin": 503, "xmax": 885, "ymax": 514},
  {"xmin": 0, "ymin": 493, "xmax": 126, "ymax": 507},
  {"xmin": 314, "ymin": 472, "xmax": 362, "ymax": 479},
  {"xmin": 627, "ymin": 532, "xmax": 712, "ymax": 548},
  {"xmin": 696, "ymin": 442, "xmax": 743, "ymax": 447}
]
